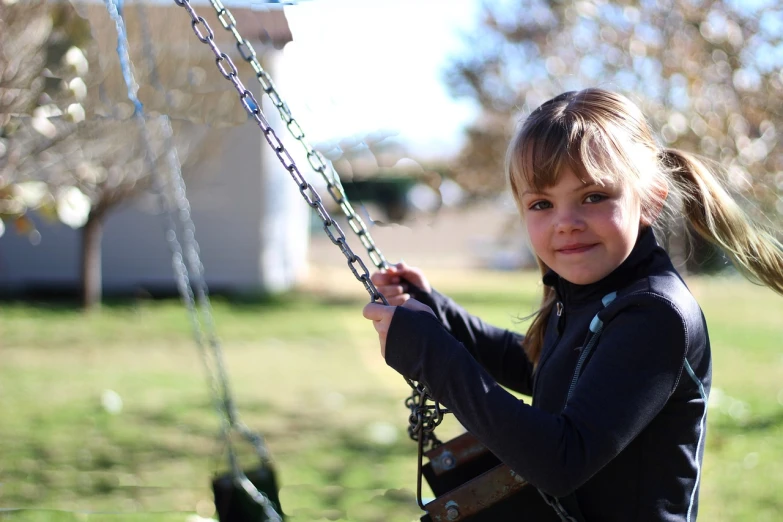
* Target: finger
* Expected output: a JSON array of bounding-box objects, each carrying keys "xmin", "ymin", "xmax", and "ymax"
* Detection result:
[
  {"xmin": 384, "ymin": 264, "xmax": 402, "ymax": 284},
  {"xmin": 386, "ymin": 294, "xmax": 410, "ymax": 306},
  {"xmin": 363, "ymin": 302, "xmax": 393, "ymax": 321},
  {"xmin": 393, "ymin": 261, "xmax": 417, "ymax": 280},
  {"xmin": 377, "ymin": 284, "xmax": 405, "ymax": 297},
  {"xmin": 370, "ymin": 270, "xmax": 392, "ymax": 285}
]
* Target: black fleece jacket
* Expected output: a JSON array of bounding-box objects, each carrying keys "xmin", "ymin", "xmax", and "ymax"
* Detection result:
[{"xmin": 385, "ymin": 228, "xmax": 712, "ymax": 522}]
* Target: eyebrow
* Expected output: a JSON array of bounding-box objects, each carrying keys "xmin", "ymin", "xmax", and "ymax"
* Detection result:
[{"xmin": 521, "ymin": 183, "xmax": 600, "ymax": 197}]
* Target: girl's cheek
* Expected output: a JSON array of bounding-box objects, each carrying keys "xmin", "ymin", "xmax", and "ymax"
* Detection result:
[
  {"xmin": 522, "ymin": 214, "xmax": 539, "ymax": 235},
  {"xmin": 528, "ymin": 212, "xmax": 552, "ymax": 233},
  {"xmin": 525, "ymin": 220, "xmax": 548, "ymax": 250}
]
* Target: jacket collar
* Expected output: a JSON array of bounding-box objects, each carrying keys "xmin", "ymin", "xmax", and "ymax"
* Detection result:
[{"xmin": 542, "ymin": 227, "xmax": 662, "ymax": 306}]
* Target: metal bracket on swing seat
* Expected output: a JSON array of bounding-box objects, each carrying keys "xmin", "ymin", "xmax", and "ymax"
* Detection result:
[
  {"xmin": 422, "ymin": 432, "xmax": 499, "ymax": 497},
  {"xmin": 420, "ymin": 433, "xmax": 560, "ymax": 522},
  {"xmin": 212, "ymin": 461, "xmax": 284, "ymax": 522}
]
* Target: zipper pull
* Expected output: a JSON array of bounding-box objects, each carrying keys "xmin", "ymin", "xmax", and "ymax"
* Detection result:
[{"xmin": 555, "ymin": 301, "xmax": 565, "ymax": 334}]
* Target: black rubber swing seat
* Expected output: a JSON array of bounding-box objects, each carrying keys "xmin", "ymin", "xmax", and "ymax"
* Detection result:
[{"xmin": 212, "ymin": 462, "xmax": 285, "ymax": 522}]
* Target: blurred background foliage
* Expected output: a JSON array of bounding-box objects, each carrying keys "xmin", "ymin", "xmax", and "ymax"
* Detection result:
[
  {"xmin": 445, "ymin": 0, "xmax": 783, "ymax": 212},
  {"xmin": 439, "ymin": 0, "xmax": 783, "ymax": 274}
]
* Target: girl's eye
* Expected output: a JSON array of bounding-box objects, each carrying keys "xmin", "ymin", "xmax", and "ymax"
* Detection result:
[
  {"xmin": 529, "ymin": 200, "xmax": 552, "ymax": 211},
  {"xmin": 584, "ymin": 193, "xmax": 607, "ymax": 204}
]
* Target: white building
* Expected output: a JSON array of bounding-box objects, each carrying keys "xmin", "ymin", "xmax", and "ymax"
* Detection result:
[{"xmin": 0, "ymin": 3, "xmax": 312, "ymax": 297}]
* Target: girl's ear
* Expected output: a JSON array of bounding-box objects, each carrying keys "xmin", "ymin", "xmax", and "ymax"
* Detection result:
[{"xmin": 641, "ymin": 179, "xmax": 669, "ymax": 226}]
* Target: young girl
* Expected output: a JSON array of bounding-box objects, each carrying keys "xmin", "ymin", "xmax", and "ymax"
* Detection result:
[{"xmin": 362, "ymin": 88, "xmax": 783, "ymax": 521}]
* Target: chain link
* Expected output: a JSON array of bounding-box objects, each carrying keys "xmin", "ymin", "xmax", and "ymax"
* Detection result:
[
  {"xmin": 205, "ymin": 0, "xmax": 390, "ymax": 271},
  {"xmin": 405, "ymin": 383, "xmax": 448, "ymax": 444},
  {"xmin": 108, "ymin": 1, "xmax": 281, "ymax": 519}
]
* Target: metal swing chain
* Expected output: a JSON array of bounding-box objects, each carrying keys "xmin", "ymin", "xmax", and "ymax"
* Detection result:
[
  {"xmin": 105, "ymin": 2, "xmax": 281, "ymax": 520},
  {"xmin": 173, "ymin": 0, "xmax": 389, "ymax": 308},
  {"xmin": 136, "ymin": 0, "xmax": 273, "ymax": 464},
  {"xmin": 204, "ymin": 0, "xmax": 389, "ymax": 271},
  {"xmin": 408, "ymin": 382, "xmax": 448, "ymax": 509},
  {"xmin": 134, "ymin": 0, "xmax": 234, "ymax": 435},
  {"xmin": 194, "ymin": 0, "xmax": 448, "ymax": 452}
]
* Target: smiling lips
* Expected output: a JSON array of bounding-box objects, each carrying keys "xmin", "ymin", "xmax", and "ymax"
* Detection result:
[{"xmin": 556, "ymin": 243, "xmax": 598, "ymax": 255}]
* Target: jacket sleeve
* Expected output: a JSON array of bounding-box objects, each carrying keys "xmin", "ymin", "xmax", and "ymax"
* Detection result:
[
  {"xmin": 408, "ymin": 287, "xmax": 533, "ymax": 396},
  {"xmin": 384, "ymin": 296, "xmax": 690, "ymax": 497}
]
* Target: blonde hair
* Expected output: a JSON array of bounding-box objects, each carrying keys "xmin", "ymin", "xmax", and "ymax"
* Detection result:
[{"xmin": 506, "ymin": 88, "xmax": 783, "ymax": 365}]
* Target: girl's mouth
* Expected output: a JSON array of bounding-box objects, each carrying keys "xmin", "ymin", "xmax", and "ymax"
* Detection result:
[{"xmin": 556, "ymin": 243, "xmax": 598, "ymax": 255}]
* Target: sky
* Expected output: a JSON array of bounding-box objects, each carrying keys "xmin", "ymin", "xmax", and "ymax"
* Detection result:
[{"xmin": 276, "ymin": 0, "xmax": 482, "ymax": 161}]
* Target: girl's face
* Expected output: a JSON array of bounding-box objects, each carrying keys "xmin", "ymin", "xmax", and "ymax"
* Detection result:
[{"xmin": 520, "ymin": 166, "xmax": 642, "ymax": 285}]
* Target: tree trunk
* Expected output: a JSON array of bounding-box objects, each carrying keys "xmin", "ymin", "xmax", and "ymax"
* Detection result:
[{"xmin": 81, "ymin": 213, "xmax": 103, "ymax": 310}]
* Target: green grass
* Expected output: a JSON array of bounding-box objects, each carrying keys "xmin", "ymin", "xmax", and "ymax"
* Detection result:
[{"xmin": 1, "ymin": 270, "xmax": 782, "ymax": 521}]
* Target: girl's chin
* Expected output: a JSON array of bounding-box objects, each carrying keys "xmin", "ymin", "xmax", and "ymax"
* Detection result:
[{"xmin": 558, "ymin": 267, "xmax": 613, "ymax": 286}]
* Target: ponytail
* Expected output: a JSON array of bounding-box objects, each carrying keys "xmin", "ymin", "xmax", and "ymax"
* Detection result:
[
  {"xmin": 661, "ymin": 148, "xmax": 783, "ymax": 296},
  {"xmin": 522, "ymin": 260, "xmax": 556, "ymax": 366}
]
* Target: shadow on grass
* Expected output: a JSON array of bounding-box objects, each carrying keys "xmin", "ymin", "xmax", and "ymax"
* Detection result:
[
  {"xmin": 5, "ymin": 379, "xmax": 433, "ymax": 522},
  {"xmin": 0, "ymin": 288, "xmax": 364, "ymax": 312},
  {"xmin": 278, "ymin": 427, "xmax": 424, "ymax": 522}
]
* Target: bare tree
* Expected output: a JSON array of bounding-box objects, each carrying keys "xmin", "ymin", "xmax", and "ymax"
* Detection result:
[
  {"xmin": 1, "ymin": 0, "xmax": 90, "ymax": 224},
  {"xmin": 1, "ymin": 0, "xmax": 226, "ymax": 308}
]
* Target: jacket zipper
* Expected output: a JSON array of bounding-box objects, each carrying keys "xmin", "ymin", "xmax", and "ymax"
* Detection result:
[
  {"xmin": 556, "ymin": 300, "xmax": 566, "ymax": 333},
  {"xmin": 533, "ymin": 300, "xmax": 566, "ymax": 400}
]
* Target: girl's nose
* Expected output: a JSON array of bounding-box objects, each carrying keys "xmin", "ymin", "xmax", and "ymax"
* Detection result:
[{"xmin": 554, "ymin": 207, "xmax": 587, "ymax": 234}]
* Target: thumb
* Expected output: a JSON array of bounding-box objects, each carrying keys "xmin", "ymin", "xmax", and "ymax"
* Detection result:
[{"xmin": 395, "ymin": 260, "xmax": 411, "ymax": 272}]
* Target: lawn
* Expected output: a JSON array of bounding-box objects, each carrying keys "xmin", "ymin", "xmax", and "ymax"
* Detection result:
[{"xmin": 1, "ymin": 268, "xmax": 782, "ymax": 521}]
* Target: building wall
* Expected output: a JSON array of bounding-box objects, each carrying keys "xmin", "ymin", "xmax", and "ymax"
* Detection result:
[
  {"xmin": 0, "ymin": 69, "xmax": 311, "ymax": 297},
  {"xmin": 257, "ymin": 51, "xmax": 312, "ymax": 293}
]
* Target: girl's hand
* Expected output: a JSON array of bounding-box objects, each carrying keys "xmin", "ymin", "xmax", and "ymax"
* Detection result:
[
  {"xmin": 370, "ymin": 262, "xmax": 432, "ymax": 306},
  {"xmin": 362, "ymin": 298, "xmax": 435, "ymax": 358}
]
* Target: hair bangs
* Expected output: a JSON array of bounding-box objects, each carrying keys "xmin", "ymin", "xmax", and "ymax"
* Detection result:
[
  {"xmin": 508, "ymin": 121, "xmax": 568, "ymax": 196},
  {"xmin": 508, "ymin": 119, "xmax": 617, "ymax": 200},
  {"xmin": 574, "ymin": 127, "xmax": 625, "ymax": 188}
]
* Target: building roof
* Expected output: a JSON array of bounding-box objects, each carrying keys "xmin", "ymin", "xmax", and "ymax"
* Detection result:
[
  {"xmin": 77, "ymin": 2, "xmax": 293, "ymax": 50},
  {"xmin": 74, "ymin": 2, "xmax": 293, "ymax": 124}
]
